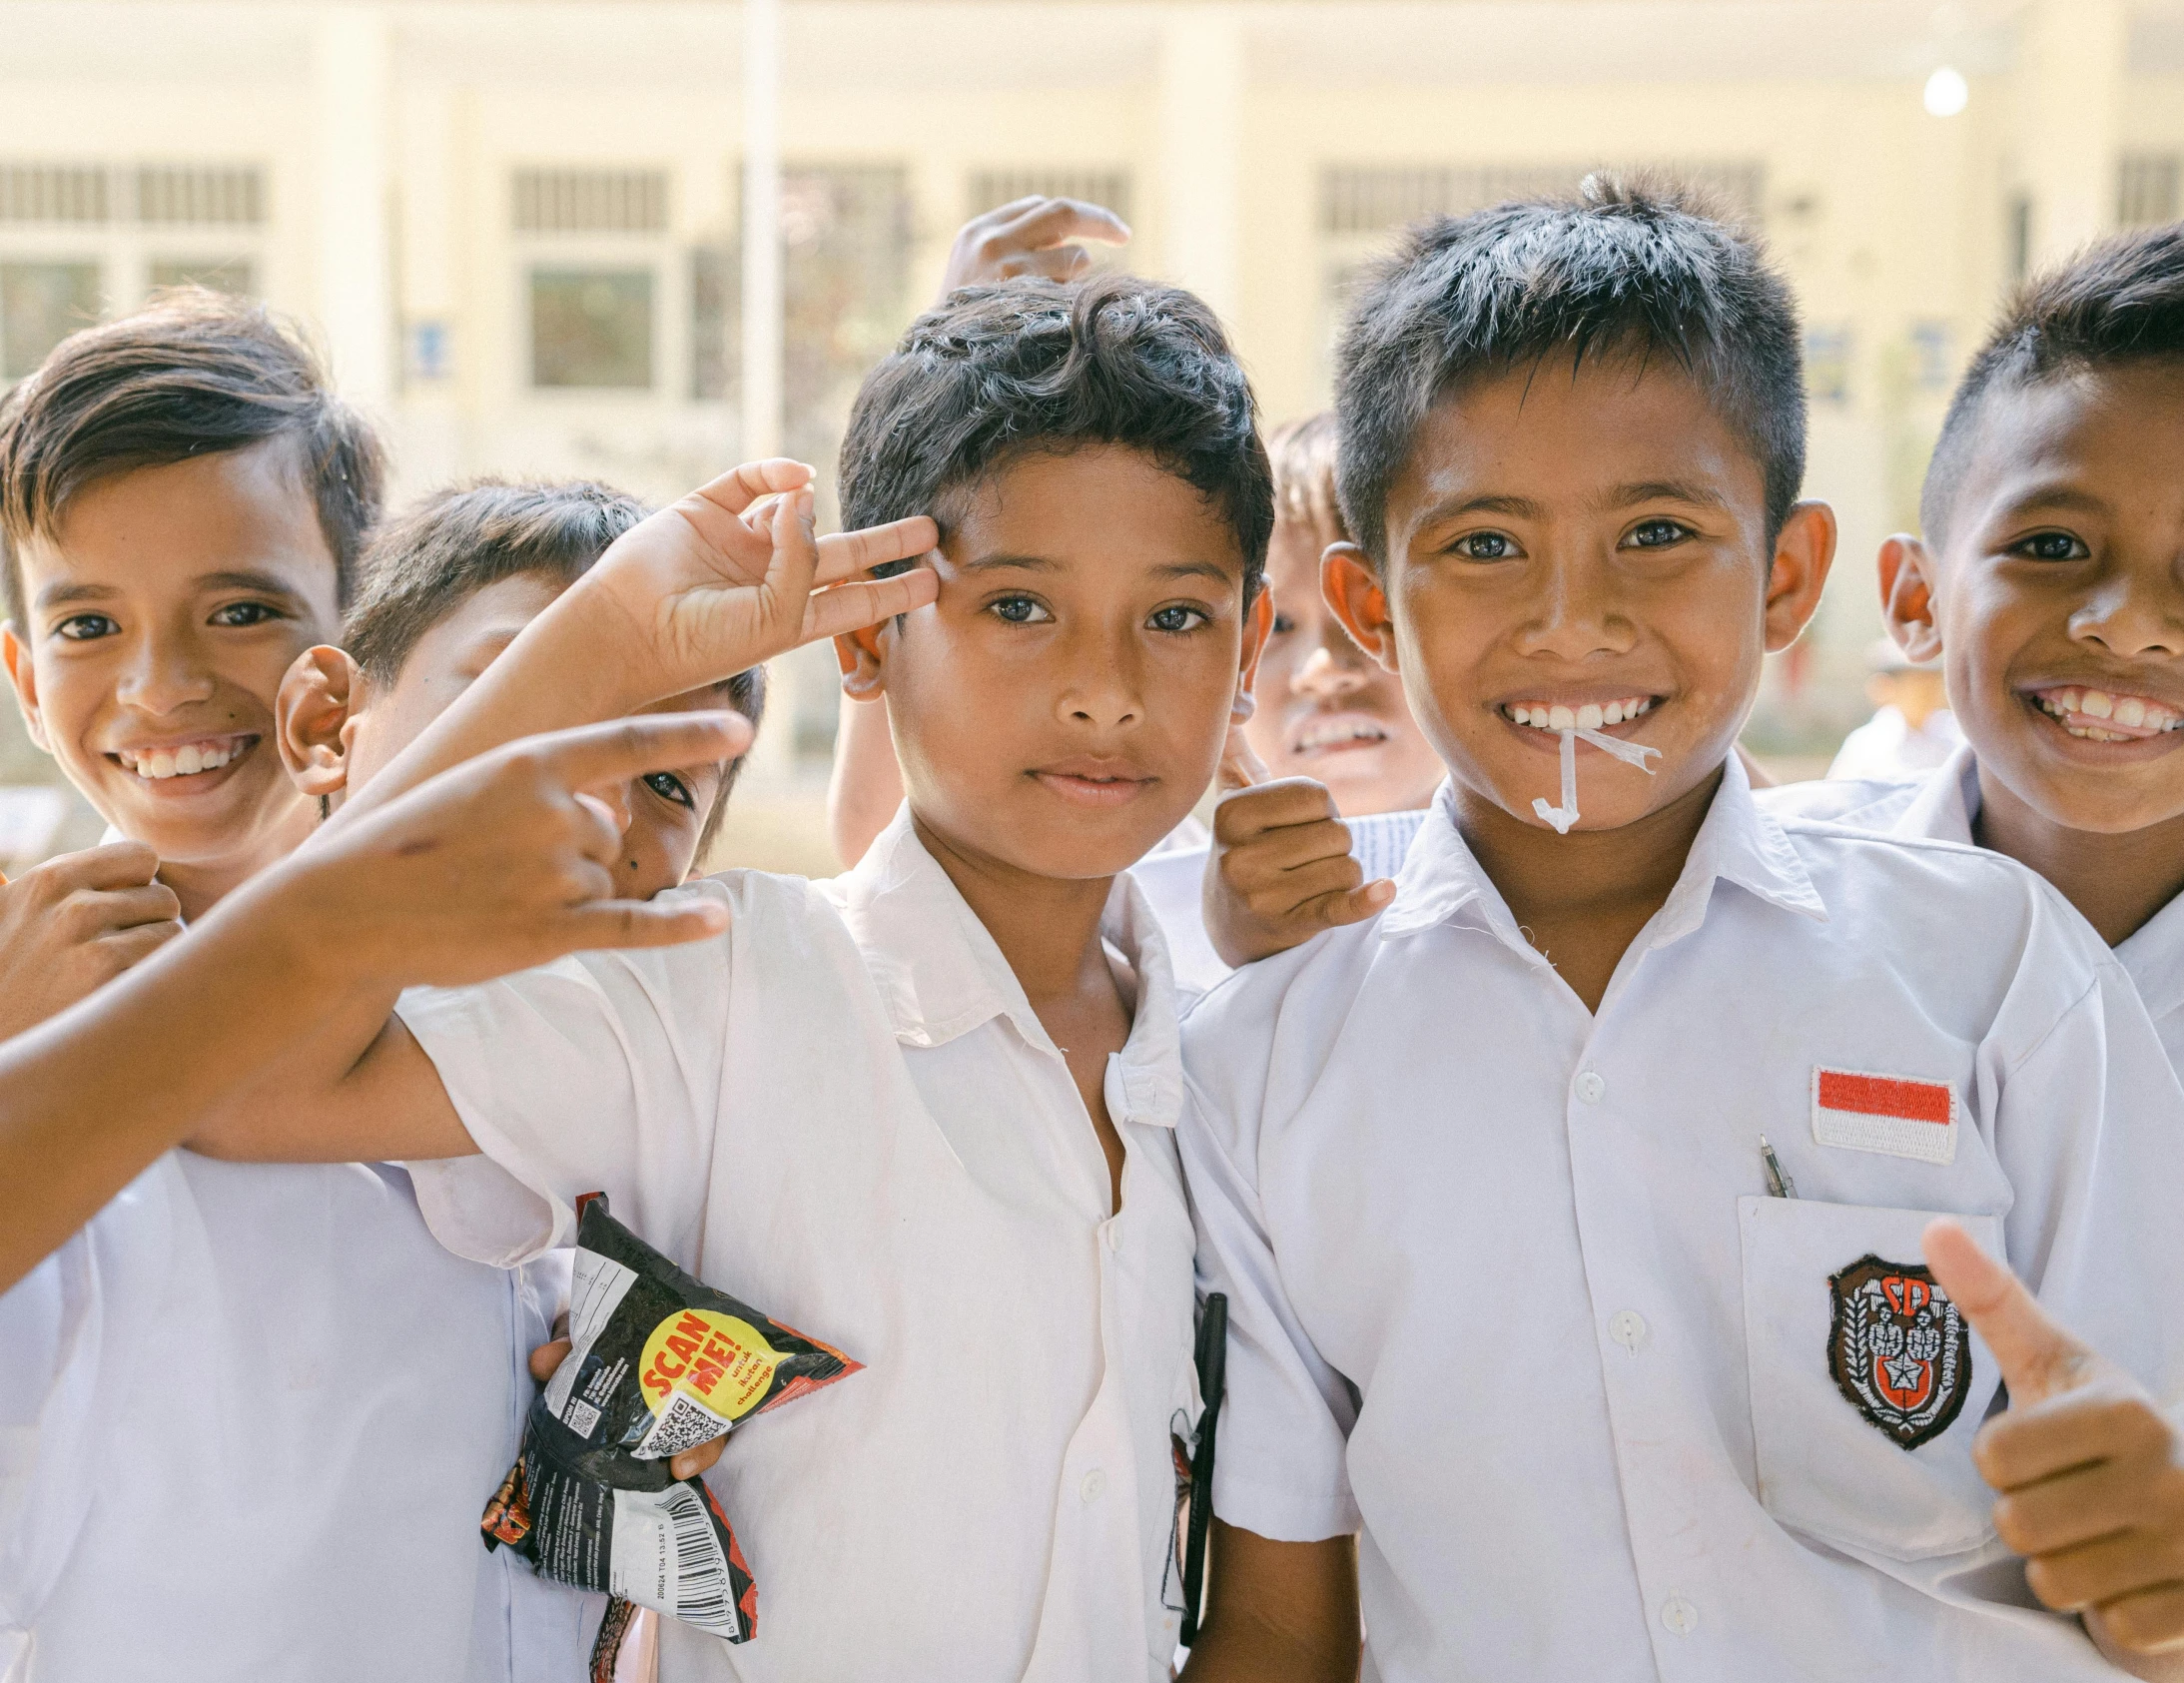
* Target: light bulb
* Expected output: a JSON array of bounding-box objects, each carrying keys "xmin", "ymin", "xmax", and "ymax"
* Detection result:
[{"xmin": 1923, "ymin": 66, "xmax": 1969, "ymax": 117}]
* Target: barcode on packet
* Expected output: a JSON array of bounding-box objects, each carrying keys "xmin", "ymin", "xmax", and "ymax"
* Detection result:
[
  {"xmin": 561, "ymin": 1397, "xmax": 602, "ymax": 1440},
  {"xmin": 661, "ymin": 1483, "xmax": 736, "ymax": 1634}
]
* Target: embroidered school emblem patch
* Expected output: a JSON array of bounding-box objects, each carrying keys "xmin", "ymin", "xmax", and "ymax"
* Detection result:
[
  {"xmin": 1826, "ymin": 1255, "xmax": 1972, "ymax": 1450},
  {"xmin": 1811, "ymin": 1067, "xmax": 1958, "ymax": 1165}
]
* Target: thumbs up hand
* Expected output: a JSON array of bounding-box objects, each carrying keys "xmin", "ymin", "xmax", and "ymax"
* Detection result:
[{"xmin": 1923, "ymin": 1220, "xmax": 2184, "ymax": 1667}]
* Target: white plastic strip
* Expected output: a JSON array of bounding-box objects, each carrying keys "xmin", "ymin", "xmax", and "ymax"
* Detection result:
[{"xmin": 1531, "ymin": 728, "xmax": 1662, "ymax": 834}]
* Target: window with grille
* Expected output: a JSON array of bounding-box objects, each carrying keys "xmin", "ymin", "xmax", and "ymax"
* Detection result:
[
  {"xmin": 2118, "ymin": 155, "xmax": 2181, "ymax": 230},
  {"xmin": 1319, "ymin": 161, "xmax": 1767, "ymax": 236},
  {"xmin": 0, "ymin": 162, "xmax": 265, "ymax": 227},
  {"xmin": 966, "ymin": 168, "xmax": 1132, "ymax": 229},
  {"xmin": 513, "ymin": 169, "xmax": 670, "ymax": 235},
  {"xmin": 530, "ymin": 268, "xmax": 655, "ymax": 389},
  {"xmin": 133, "ymin": 166, "xmax": 264, "ymax": 226},
  {"xmin": 0, "ymin": 165, "xmax": 109, "ymax": 225},
  {"xmin": 2, "ymin": 262, "xmax": 101, "ymax": 380}
]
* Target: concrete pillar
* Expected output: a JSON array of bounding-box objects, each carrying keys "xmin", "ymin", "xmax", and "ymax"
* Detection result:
[
  {"xmin": 740, "ymin": 0, "xmax": 783, "ymax": 460},
  {"xmin": 312, "ymin": 6, "xmax": 395, "ymax": 409},
  {"xmin": 1157, "ymin": 5, "xmax": 1243, "ymax": 323},
  {"xmin": 2017, "ymin": 0, "xmax": 2126, "ymax": 268}
]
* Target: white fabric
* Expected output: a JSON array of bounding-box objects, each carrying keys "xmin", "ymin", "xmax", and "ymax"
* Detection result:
[
  {"xmin": 397, "ymin": 807, "xmax": 1200, "ymax": 1682},
  {"xmin": 1766, "ymin": 744, "xmax": 2184, "ymax": 1075},
  {"xmin": 1827, "ymin": 705, "xmax": 1963, "ymax": 782},
  {"xmin": 1178, "ymin": 757, "xmax": 2184, "ymax": 1682},
  {"xmin": 1129, "ymin": 807, "xmax": 1431, "ymax": 996},
  {"xmin": 0, "ymin": 1153, "xmax": 592, "ymax": 1683}
]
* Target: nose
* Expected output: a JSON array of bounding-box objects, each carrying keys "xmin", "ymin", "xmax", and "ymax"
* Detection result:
[
  {"xmin": 1292, "ymin": 643, "xmax": 1367, "ymax": 701},
  {"xmin": 1054, "ymin": 623, "xmax": 1144, "ymax": 733},
  {"xmin": 2071, "ymin": 563, "xmax": 2184, "ymax": 661},
  {"xmin": 1511, "ymin": 551, "xmax": 1636, "ymax": 661},
  {"xmin": 115, "ymin": 630, "xmax": 217, "ymax": 718}
]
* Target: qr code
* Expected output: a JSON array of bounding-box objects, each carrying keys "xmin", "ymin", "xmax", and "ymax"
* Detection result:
[
  {"xmin": 637, "ymin": 1392, "xmax": 730, "ymax": 1459},
  {"xmin": 561, "ymin": 1397, "xmax": 602, "ymax": 1440}
]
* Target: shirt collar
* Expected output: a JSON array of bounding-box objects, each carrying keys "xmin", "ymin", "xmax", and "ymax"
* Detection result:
[
  {"xmin": 1890, "ymin": 742, "xmax": 1981, "ymax": 845},
  {"xmin": 2118, "ymin": 891, "xmax": 2184, "ymax": 1029},
  {"xmin": 828, "ymin": 807, "xmax": 1182, "ymax": 1129},
  {"xmin": 1380, "ymin": 752, "xmax": 1827, "ymax": 954}
]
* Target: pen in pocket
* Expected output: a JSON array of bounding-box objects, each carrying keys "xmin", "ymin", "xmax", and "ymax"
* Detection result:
[{"xmin": 1760, "ymin": 1135, "xmax": 1798, "ymax": 1199}]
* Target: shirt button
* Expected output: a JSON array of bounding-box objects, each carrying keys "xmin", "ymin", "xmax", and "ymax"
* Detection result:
[
  {"xmin": 1661, "ymin": 1595, "xmax": 1699, "ymax": 1635},
  {"xmin": 1079, "ymin": 1468, "xmax": 1107, "ymax": 1504},
  {"xmin": 1575, "ymin": 1070, "xmax": 1607, "ymax": 1105},
  {"xmin": 1608, "ymin": 1309, "xmax": 1649, "ymax": 1351},
  {"xmin": 1103, "ymin": 1222, "xmax": 1122, "ymax": 1254}
]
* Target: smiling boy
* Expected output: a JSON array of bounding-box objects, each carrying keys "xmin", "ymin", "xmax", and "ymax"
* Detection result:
[
  {"xmin": 1769, "ymin": 225, "xmax": 2184, "ymax": 1071},
  {"xmin": 191, "ymin": 275, "xmax": 1271, "ymax": 1680},
  {"xmin": 1175, "ymin": 183, "xmax": 2184, "ymax": 1682}
]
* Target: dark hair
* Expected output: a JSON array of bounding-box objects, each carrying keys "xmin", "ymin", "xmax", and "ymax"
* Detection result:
[
  {"xmin": 1923, "ymin": 222, "xmax": 2184, "ymax": 543},
  {"xmin": 1332, "ymin": 175, "xmax": 1807, "ymax": 564},
  {"xmin": 837, "ymin": 273, "xmax": 1273, "ymax": 596},
  {"xmin": 1266, "ymin": 412, "xmax": 1350, "ymax": 543},
  {"xmin": 345, "ymin": 477, "xmax": 766, "ymax": 857},
  {"xmin": 0, "ymin": 286, "xmax": 384, "ymax": 632}
]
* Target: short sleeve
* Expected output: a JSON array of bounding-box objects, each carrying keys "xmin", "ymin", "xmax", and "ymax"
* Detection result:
[
  {"xmin": 1176, "ymin": 1078, "xmax": 1360, "ymax": 1542},
  {"xmin": 393, "ymin": 879, "xmax": 735, "ymax": 1270}
]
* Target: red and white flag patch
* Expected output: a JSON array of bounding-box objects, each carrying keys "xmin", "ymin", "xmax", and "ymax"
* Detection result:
[{"xmin": 1811, "ymin": 1068, "xmax": 1958, "ymax": 1166}]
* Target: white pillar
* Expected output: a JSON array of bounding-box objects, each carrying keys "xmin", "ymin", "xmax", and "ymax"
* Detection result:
[
  {"xmin": 1157, "ymin": 5, "xmax": 1243, "ymax": 323},
  {"xmin": 740, "ymin": 0, "xmax": 783, "ymax": 460},
  {"xmin": 312, "ymin": 6, "xmax": 395, "ymax": 409},
  {"xmin": 2018, "ymin": 0, "xmax": 2125, "ymax": 268}
]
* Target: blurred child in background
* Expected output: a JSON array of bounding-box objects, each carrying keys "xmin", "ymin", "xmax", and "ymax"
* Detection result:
[{"xmin": 1825, "ymin": 635, "xmax": 1961, "ymax": 781}]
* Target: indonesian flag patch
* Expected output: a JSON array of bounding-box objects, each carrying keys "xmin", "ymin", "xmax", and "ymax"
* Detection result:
[
  {"xmin": 1827, "ymin": 1255, "xmax": 1972, "ymax": 1450},
  {"xmin": 1811, "ymin": 1067, "xmax": 1958, "ymax": 1166}
]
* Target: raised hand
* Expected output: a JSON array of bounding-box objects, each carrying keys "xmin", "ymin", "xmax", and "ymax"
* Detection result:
[
  {"xmin": 941, "ymin": 196, "xmax": 1131, "ymax": 298},
  {"xmin": 581, "ymin": 458, "xmax": 939, "ymax": 704},
  {"xmin": 289, "ymin": 712, "xmax": 755, "ymax": 991},
  {"xmin": 1923, "ymin": 1219, "xmax": 2184, "ymax": 1662},
  {"xmin": 0, "ymin": 841, "xmax": 183, "ymax": 1041},
  {"xmin": 1202, "ymin": 724, "xmax": 1396, "ymax": 970}
]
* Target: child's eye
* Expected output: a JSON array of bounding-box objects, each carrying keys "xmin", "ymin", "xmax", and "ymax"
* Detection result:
[
  {"xmin": 1451, "ymin": 531, "xmax": 1517, "ymax": 560},
  {"xmin": 1270, "ymin": 613, "xmax": 1298, "ymax": 635},
  {"xmin": 1624, "ymin": 518, "xmax": 1695, "ymax": 549},
  {"xmin": 2011, "ymin": 530, "xmax": 2091, "ymax": 562},
  {"xmin": 641, "ymin": 771, "xmax": 695, "ymax": 810},
  {"xmin": 1147, "ymin": 604, "xmax": 1209, "ymax": 634},
  {"xmin": 987, "ymin": 595, "xmax": 1053, "ymax": 625},
  {"xmin": 209, "ymin": 600, "xmax": 284, "ymax": 627},
  {"xmin": 53, "ymin": 613, "xmax": 120, "ymax": 641}
]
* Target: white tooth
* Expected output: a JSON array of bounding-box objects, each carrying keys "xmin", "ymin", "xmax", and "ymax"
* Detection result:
[
  {"xmin": 175, "ymin": 745, "xmax": 203, "ymax": 775},
  {"xmin": 1602, "ymin": 701, "xmax": 1625, "ymax": 725},
  {"xmin": 2115, "ymin": 697, "xmax": 2147, "ymax": 728},
  {"xmin": 2082, "ymin": 689, "xmax": 2114, "ymax": 719},
  {"xmin": 1548, "ymin": 705, "xmax": 1575, "ymax": 730},
  {"xmin": 1630, "ymin": 698, "xmax": 1650, "ymax": 715},
  {"xmin": 1511, "ymin": 706, "xmax": 1531, "ymax": 725},
  {"xmin": 1576, "ymin": 703, "xmax": 1604, "ymax": 730},
  {"xmin": 205, "ymin": 746, "xmax": 231, "ymax": 769},
  {"xmin": 2059, "ymin": 689, "xmax": 2082, "ymax": 713},
  {"xmin": 148, "ymin": 750, "xmax": 175, "ymax": 778}
]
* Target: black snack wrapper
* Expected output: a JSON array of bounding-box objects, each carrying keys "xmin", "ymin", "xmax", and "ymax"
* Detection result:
[{"xmin": 481, "ymin": 1195, "xmax": 860, "ymax": 1675}]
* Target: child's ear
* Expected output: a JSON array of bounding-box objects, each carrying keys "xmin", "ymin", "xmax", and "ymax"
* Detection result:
[
  {"xmin": 835, "ymin": 620, "xmax": 890, "ymax": 703},
  {"xmin": 1877, "ymin": 533, "xmax": 1945, "ymax": 664},
  {"xmin": 1762, "ymin": 500, "xmax": 1839, "ymax": 653},
  {"xmin": 1322, "ymin": 543, "xmax": 1399, "ymax": 671},
  {"xmin": 0, "ymin": 622, "xmax": 51, "ymax": 753},
  {"xmin": 277, "ymin": 645, "xmax": 362, "ymax": 800},
  {"xmin": 1233, "ymin": 583, "xmax": 1273, "ymax": 719}
]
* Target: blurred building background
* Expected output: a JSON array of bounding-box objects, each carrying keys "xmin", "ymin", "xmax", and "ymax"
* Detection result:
[{"xmin": 1, "ymin": 0, "xmax": 2180, "ymax": 870}]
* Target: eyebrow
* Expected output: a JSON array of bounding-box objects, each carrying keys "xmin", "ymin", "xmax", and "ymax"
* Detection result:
[
  {"xmin": 1989, "ymin": 483, "xmax": 2114, "ymax": 523},
  {"xmin": 1411, "ymin": 492, "xmax": 1546, "ymax": 526},
  {"xmin": 962, "ymin": 553, "xmax": 1236, "ymax": 586},
  {"xmin": 33, "ymin": 568, "xmax": 310, "ymax": 613},
  {"xmin": 1608, "ymin": 479, "xmax": 1731, "ymax": 510}
]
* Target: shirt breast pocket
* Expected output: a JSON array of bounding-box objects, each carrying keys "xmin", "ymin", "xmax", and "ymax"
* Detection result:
[{"xmin": 1739, "ymin": 1195, "xmax": 2003, "ymax": 1562}]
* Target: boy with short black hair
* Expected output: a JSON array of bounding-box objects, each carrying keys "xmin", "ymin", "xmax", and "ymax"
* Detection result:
[
  {"xmin": 1175, "ymin": 182, "xmax": 2184, "ymax": 1682},
  {"xmin": 194, "ymin": 273, "xmax": 1272, "ymax": 1681},
  {"xmin": 1771, "ymin": 224, "xmax": 2184, "ymax": 1069},
  {"xmin": 0, "ymin": 297, "xmax": 611, "ymax": 1682}
]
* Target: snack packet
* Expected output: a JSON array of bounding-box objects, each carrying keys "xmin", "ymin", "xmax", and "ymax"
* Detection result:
[{"xmin": 481, "ymin": 1195, "xmax": 860, "ymax": 1672}]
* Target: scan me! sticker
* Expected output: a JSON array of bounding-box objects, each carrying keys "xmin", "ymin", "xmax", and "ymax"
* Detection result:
[{"xmin": 632, "ymin": 1309, "xmax": 787, "ymax": 1458}]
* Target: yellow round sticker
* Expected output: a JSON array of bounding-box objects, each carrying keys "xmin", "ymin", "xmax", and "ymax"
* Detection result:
[{"xmin": 637, "ymin": 1308, "xmax": 785, "ymax": 1423}]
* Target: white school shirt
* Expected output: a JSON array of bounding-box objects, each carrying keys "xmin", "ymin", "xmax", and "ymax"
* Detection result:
[
  {"xmin": 395, "ymin": 808, "xmax": 1202, "ymax": 1683},
  {"xmin": 0, "ymin": 1151, "xmax": 593, "ymax": 1683},
  {"xmin": 1826, "ymin": 704, "xmax": 1963, "ymax": 782},
  {"xmin": 1765, "ymin": 742, "xmax": 2184, "ymax": 1076},
  {"xmin": 1129, "ymin": 807, "xmax": 1430, "ymax": 995},
  {"xmin": 1177, "ymin": 757, "xmax": 2184, "ymax": 1683}
]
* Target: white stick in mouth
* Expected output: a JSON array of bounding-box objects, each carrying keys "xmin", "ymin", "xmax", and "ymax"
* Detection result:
[{"xmin": 1531, "ymin": 727, "xmax": 1663, "ymax": 834}]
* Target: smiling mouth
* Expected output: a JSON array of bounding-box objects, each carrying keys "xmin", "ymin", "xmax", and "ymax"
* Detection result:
[
  {"xmin": 2029, "ymin": 685, "xmax": 2184, "ymax": 743},
  {"xmin": 1291, "ymin": 713, "xmax": 1391, "ymax": 757},
  {"xmin": 1501, "ymin": 696, "xmax": 1656, "ymax": 732},
  {"xmin": 108, "ymin": 733, "xmax": 256, "ymax": 781}
]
